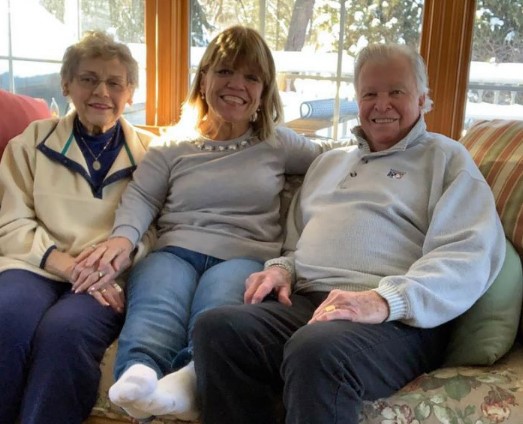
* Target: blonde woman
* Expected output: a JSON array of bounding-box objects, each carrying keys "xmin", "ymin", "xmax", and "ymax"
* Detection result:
[{"xmin": 74, "ymin": 25, "xmax": 337, "ymax": 421}]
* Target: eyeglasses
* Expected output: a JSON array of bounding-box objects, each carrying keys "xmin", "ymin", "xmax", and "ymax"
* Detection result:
[{"xmin": 75, "ymin": 74, "xmax": 129, "ymax": 93}]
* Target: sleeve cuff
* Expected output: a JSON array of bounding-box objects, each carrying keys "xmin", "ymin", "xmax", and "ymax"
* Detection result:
[
  {"xmin": 374, "ymin": 283, "xmax": 408, "ymax": 322},
  {"xmin": 111, "ymin": 225, "xmax": 140, "ymax": 247},
  {"xmin": 40, "ymin": 245, "xmax": 57, "ymax": 269},
  {"xmin": 264, "ymin": 257, "xmax": 296, "ymax": 283}
]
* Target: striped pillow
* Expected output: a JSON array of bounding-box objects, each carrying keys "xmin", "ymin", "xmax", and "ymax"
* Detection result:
[{"xmin": 460, "ymin": 120, "xmax": 523, "ymax": 257}]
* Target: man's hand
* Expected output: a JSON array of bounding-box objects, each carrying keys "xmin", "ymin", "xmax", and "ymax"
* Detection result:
[
  {"xmin": 244, "ymin": 267, "xmax": 292, "ymax": 306},
  {"xmin": 309, "ymin": 289, "xmax": 389, "ymax": 324}
]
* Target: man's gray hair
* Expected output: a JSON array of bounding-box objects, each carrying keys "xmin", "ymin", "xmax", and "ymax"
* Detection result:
[{"xmin": 354, "ymin": 44, "xmax": 433, "ymax": 113}]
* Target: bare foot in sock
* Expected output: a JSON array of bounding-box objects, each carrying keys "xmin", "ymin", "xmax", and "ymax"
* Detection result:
[
  {"xmin": 109, "ymin": 364, "xmax": 158, "ymax": 419},
  {"xmin": 134, "ymin": 361, "xmax": 200, "ymax": 421}
]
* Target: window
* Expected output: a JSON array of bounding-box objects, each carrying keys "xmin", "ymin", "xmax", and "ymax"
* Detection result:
[
  {"xmin": 5, "ymin": 1, "xmax": 523, "ymax": 139},
  {"xmin": 0, "ymin": 0, "xmax": 146, "ymax": 124},
  {"xmin": 159, "ymin": 0, "xmax": 486, "ymax": 139},
  {"xmin": 190, "ymin": 0, "xmax": 424, "ymax": 140},
  {"xmin": 465, "ymin": 0, "xmax": 523, "ymax": 131}
]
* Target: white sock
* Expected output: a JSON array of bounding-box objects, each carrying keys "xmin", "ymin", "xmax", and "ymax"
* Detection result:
[
  {"xmin": 109, "ymin": 364, "xmax": 158, "ymax": 419},
  {"xmin": 134, "ymin": 361, "xmax": 200, "ymax": 420},
  {"xmin": 115, "ymin": 403, "xmax": 152, "ymax": 420}
]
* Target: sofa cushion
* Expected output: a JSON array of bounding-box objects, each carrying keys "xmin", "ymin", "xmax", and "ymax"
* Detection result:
[
  {"xmin": 0, "ymin": 90, "xmax": 51, "ymax": 158},
  {"xmin": 444, "ymin": 239, "xmax": 523, "ymax": 366},
  {"xmin": 361, "ymin": 344, "xmax": 523, "ymax": 424},
  {"xmin": 459, "ymin": 119, "xmax": 523, "ymax": 258}
]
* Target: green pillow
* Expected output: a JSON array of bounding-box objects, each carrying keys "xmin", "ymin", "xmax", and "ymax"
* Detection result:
[{"xmin": 444, "ymin": 239, "xmax": 523, "ymax": 366}]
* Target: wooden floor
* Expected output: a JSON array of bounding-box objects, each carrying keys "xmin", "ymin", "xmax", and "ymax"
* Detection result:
[
  {"xmin": 84, "ymin": 417, "xmax": 130, "ymax": 424},
  {"xmin": 84, "ymin": 414, "xmax": 194, "ymax": 424}
]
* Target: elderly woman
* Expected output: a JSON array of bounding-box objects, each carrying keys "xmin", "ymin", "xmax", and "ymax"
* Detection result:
[
  {"xmin": 0, "ymin": 31, "xmax": 154, "ymax": 424},
  {"xmin": 73, "ymin": 25, "xmax": 337, "ymax": 421}
]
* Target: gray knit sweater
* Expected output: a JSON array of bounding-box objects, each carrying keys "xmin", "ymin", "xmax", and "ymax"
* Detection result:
[
  {"xmin": 112, "ymin": 126, "xmax": 332, "ymax": 261},
  {"xmin": 270, "ymin": 118, "xmax": 505, "ymax": 328}
]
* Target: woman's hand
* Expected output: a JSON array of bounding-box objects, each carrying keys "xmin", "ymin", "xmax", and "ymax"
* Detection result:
[
  {"xmin": 71, "ymin": 237, "xmax": 134, "ymax": 292},
  {"xmin": 43, "ymin": 249, "xmax": 78, "ymax": 282},
  {"xmin": 308, "ymin": 289, "xmax": 389, "ymax": 324},
  {"xmin": 71, "ymin": 261, "xmax": 118, "ymax": 293},
  {"xmin": 88, "ymin": 281, "xmax": 125, "ymax": 313},
  {"xmin": 244, "ymin": 267, "xmax": 292, "ymax": 306}
]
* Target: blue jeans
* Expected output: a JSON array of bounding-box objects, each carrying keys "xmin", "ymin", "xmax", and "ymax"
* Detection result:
[
  {"xmin": 114, "ymin": 246, "xmax": 263, "ymax": 379},
  {"xmin": 0, "ymin": 270, "xmax": 123, "ymax": 424}
]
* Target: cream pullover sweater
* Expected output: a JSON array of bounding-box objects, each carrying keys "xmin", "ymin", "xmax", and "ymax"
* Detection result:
[
  {"xmin": 270, "ymin": 118, "xmax": 505, "ymax": 328},
  {"xmin": 112, "ymin": 126, "xmax": 334, "ymax": 261},
  {"xmin": 0, "ymin": 113, "xmax": 155, "ymax": 280}
]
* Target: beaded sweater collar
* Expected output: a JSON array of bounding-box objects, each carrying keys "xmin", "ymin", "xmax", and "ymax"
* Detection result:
[{"xmin": 192, "ymin": 127, "xmax": 259, "ymax": 152}]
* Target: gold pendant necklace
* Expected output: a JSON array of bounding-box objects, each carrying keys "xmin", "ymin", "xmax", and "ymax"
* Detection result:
[{"xmin": 76, "ymin": 122, "xmax": 117, "ymax": 171}]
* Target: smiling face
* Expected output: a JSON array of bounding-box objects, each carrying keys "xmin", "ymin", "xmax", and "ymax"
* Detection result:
[
  {"xmin": 356, "ymin": 54, "xmax": 425, "ymax": 151},
  {"xmin": 199, "ymin": 61, "xmax": 264, "ymax": 139},
  {"xmin": 63, "ymin": 57, "xmax": 134, "ymax": 134}
]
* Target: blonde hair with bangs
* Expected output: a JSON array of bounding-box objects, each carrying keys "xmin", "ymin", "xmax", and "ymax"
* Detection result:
[{"xmin": 180, "ymin": 25, "xmax": 283, "ymax": 141}]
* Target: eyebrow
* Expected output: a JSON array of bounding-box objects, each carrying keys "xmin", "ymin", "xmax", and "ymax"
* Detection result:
[
  {"xmin": 77, "ymin": 71, "xmax": 126, "ymax": 80},
  {"xmin": 360, "ymin": 83, "xmax": 409, "ymax": 91}
]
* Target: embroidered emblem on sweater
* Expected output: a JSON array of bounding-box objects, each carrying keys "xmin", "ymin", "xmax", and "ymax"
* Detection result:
[{"xmin": 387, "ymin": 169, "xmax": 406, "ymax": 179}]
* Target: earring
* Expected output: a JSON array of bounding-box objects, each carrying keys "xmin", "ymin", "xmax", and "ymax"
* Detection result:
[
  {"xmin": 250, "ymin": 108, "xmax": 260, "ymax": 123},
  {"xmin": 200, "ymin": 92, "xmax": 205, "ymax": 100}
]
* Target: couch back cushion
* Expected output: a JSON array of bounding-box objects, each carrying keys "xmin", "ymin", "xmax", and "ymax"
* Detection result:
[
  {"xmin": 444, "ymin": 238, "xmax": 523, "ymax": 366},
  {"xmin": 459, "ymin": 119, "xmax": 523, "ymax": 258},
  {"xmin": 0, "ymin": 90, "xmax": 51, "ymax": 159},
  {"xmin": 443, "ymin": 120, "xmax": 523, "ymax": 366}
]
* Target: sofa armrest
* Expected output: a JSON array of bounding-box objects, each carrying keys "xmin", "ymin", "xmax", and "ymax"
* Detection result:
[{"xmin": 0, "ymin": 90, "xmax": 52, "ymax": 159}]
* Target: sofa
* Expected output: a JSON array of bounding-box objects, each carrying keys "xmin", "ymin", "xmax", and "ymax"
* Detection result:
[
  {"xmin": 84, "ymin": 119, "xmax": 523, "ymax": 424},
  {"xmin": 0, "ymin": 95, "xmax": 521, "ymax": 424}
]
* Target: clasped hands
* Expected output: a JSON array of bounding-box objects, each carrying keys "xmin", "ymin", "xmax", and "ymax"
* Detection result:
[
  {"xmin": 245, "ymin": 267, "xmax": 389, "ymax": 324},
  {"xmin": 70, "ymin": 237, "xmax": 134, "ymax": 313}
]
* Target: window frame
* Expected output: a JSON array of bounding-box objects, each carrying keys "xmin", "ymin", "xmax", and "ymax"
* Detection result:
[
  {"xmin": 144, "ymin": 0, "xmax": 189, "ymax": 128},
  {"xmin": 146, "ymin": 0, "xmax": 476, "ymax": 139}
]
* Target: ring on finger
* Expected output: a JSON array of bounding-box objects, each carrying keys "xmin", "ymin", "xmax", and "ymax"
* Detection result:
[
  {"xmin": 100, "ymin": 288, "xmax": 108, "ymax": 294},
  {"xmin": 112, "ymin": 283, "xmax": 122, "ymax": 293},
  {"xmin": 324, "ymin": 305, "xmax": 336, "ymax": 313}
]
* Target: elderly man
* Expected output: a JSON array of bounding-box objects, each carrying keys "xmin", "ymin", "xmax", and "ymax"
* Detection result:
[{"xmin": 191, "ymin": 44, "xmax": 506, "ymax": 424}]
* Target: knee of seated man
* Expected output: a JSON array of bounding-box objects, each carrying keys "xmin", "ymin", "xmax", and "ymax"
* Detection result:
[
  {"xmin": 284, "ymin": 321, "xmax": 342, "ymax": 364},
  {"xmin": 193, "ymin": 304, "xmax": 256, "ymax": 346}
]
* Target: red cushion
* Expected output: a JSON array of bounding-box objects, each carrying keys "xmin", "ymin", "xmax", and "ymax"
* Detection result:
[{"xmin": 0, "ymin": 90, "xmax": 51, "ymax": 158}]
